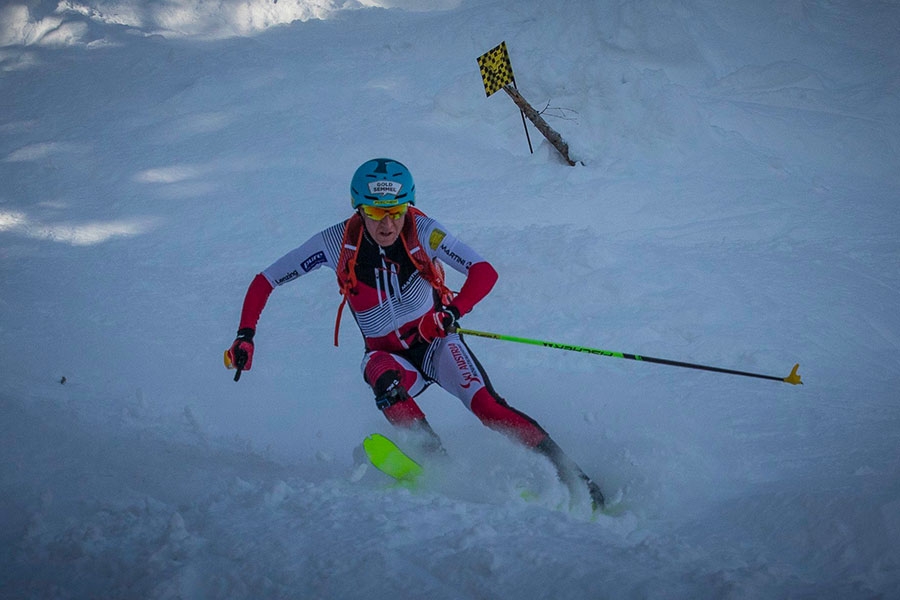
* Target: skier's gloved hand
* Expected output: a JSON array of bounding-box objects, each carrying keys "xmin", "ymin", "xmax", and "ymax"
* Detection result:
[
  {"xmin": 443, "ymin": 305, "xmax": 461, "ymax": 331},
  {"xmin": 225, "ymin": 328, "xmax": 255, "ymax": 378},
  {"xmin": 417, "ymin": 306, "xmax": 460, "ymax": 343}
]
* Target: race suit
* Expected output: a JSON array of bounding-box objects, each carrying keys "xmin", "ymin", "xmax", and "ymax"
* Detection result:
[{"xmin": 236, "ymin": 211, "xmax": 549, "ymax": 447}]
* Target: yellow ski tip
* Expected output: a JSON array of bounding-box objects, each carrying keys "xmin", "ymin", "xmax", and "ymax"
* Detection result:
[{"xmin": 784, "ymin": 363, "xmax": 802, "ymax": 385}]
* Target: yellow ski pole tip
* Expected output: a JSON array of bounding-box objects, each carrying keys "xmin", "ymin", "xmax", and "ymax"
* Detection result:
[{"xmin": 784, "ymin": 363, "xmax": 802, "ymax": 385}]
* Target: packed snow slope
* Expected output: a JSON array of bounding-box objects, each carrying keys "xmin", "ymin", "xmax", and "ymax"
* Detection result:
[{"xmin": 2, "ymin": 0, "xmax": 899, "ymax": 597}]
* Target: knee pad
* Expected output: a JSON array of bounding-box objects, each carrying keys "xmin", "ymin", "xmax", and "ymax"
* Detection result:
[
  {"xmin": 365, "ymin": 352, "xmax": 403, "ymax": 386},
  {"xmin": 364, "ymin": 351, "xmax": 419, "ymax": 393},
  {"xmin": 373, "ymin": 370, "xmax": 409, "ymax": 410}
]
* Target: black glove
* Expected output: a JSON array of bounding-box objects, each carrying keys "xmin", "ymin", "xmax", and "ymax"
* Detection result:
[{"xmin": 442, "ymin": 305, "xmax": 461, "ymax": 332}]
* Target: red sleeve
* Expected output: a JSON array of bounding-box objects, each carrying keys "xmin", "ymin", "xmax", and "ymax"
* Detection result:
[
  {"xmin": 449, "ymin": 261, "xmax": 498, "ymax": 317},
  {"xmin": 239, "ymin": 273, "xmax": 275, "ymax": 331}
]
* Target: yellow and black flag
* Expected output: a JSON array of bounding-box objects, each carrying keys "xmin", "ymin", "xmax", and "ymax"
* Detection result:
[{"xmin": 477, "ymin": 41, "xmax": 514, "ymax": 97}]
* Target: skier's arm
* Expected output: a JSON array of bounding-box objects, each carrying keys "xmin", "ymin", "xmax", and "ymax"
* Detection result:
[
  {"xmin": 418, "ymin": 218, "xmax": 499, "ymax": 317},
  {"xmin": 225, "ymin": 274, "xmax": 273, "ymax": 378},
  {"xmin": 239, "ymin": 273, "xmax": 274, "ymax": 331},
  {"xmin": 449, "ymin": 261, "xmax": 498, "ymax": 317},
  {"xmin": 226, "ymin": 225, "xmax": 340, "ymax": 378},
  {"xmin": 418, "ymin": 260, "xmax": 497, "ymax": 342}
]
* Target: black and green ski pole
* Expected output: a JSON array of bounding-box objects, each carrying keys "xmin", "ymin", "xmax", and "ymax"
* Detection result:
[{"xmin": 456, "ymin": 328, "xmax": 802, "ymax": 385}]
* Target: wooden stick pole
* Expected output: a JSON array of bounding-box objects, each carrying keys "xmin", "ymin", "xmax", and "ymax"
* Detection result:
[{"xmin": 502, "ymin": 84, "xmax": 576, "ymax": 166}]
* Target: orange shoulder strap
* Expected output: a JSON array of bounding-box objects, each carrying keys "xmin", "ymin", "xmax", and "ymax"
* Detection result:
[
  {"xmin": 402, "ymin": 206, "xmax": 454, "ymax": 306},
  {"xmin": 334, "ymin": 216, "xmax": 363, "ymax": 346}
]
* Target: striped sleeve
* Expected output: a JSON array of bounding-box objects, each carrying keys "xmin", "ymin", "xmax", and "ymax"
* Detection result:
[{"xmin": 261, "ymin": 221, "xmax": 346, "ymax": 287}]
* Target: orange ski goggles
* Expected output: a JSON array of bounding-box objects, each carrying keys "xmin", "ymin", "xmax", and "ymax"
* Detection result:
[{"xmin": 360, "ymin": 203, "xmax": 408, "ymax": 221}]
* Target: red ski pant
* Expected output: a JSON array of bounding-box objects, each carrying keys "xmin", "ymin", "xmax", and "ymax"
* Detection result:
[{"xmin": 361, "ymin": 334, "xmax": 547, "ymax": 447}]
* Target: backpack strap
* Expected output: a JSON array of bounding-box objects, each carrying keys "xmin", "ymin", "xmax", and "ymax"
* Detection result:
[
  {"xmin": 401, "ymin": 206, "xmax": 454, "ymax": 306},
  {"xmin": 334, "ymin": 216, "xmax": 364, "ymax": 346}
]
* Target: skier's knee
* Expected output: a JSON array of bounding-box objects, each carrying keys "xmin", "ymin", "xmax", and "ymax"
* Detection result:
[
  {"xmin": 372, "ymin": 370, "xmax": 409, "ymax": 410},
  {"xmin": 371, "ymin": 369, "xmax": 425, "ymax": 427},
  {"xmin": 364, "ymin": 352, "xmax": 403, "ymax": 388},
  {"xmin": 365, "ymin": 352, "xmax": 419, "ymax": 396}
]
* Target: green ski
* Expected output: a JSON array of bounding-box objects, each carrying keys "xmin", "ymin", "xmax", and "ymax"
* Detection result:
[{"xmin": 363, "ymin": 433, "xmax": 423, "ymax": 483}]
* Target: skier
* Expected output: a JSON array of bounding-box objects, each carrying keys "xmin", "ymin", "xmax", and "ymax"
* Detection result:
[{"xmin": 225, "ymin": 158, "xmax": 605, "ymax": 509}]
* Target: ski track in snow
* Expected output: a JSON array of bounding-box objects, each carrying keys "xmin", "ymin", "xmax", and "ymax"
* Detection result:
[{"xmin": 2, "ymin": 0, "xmax": 899, "ymax": 598}]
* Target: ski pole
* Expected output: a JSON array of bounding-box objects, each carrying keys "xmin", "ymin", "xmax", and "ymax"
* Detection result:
[
  {"xmin": 455, "ymin": 328, "xmax": 802, "ymax": 385},
  {"xmin": 223, "ymin": 350, "xmax": 247, "ymax": 382},
  {"xmin": 233, "ymin": 354, "xmax": 246, "ymax": 382}
]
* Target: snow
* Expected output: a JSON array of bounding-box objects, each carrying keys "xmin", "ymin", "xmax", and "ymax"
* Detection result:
[{"xmin": 2, "ymin": 0, "xmax": 899, "ymax": 597}]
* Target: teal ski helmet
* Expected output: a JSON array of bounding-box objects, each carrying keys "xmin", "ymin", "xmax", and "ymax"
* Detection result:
[{"xmin": 350, "ymin": 158, "xmax": 415, "ymax": 208}]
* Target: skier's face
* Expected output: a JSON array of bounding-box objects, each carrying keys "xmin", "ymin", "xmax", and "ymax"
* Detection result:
[{"xmin": 362, "ymin": 210, "xmax": 405, "ymax": 247}]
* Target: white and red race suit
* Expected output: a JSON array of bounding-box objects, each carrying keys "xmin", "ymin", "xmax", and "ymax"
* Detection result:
[{"xmin": 236, "ymin": 211, "xmax": 549, "ymax": 447}]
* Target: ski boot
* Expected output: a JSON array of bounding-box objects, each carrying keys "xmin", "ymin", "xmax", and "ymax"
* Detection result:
[{"xmin": 536, "ymin": 436, "xmax": 605, "ymax": 511}]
